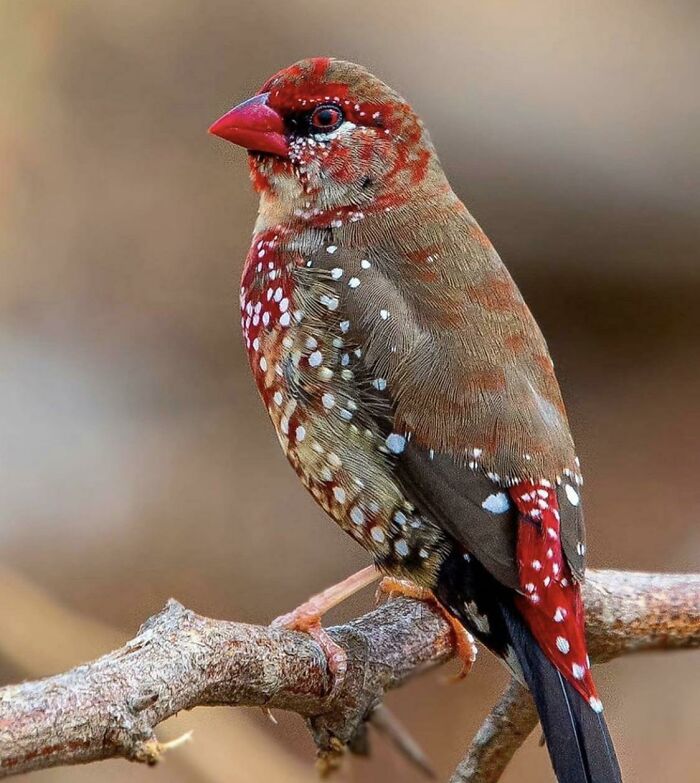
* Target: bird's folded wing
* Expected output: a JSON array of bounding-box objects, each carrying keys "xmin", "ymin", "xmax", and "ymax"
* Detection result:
[{"xmin": 304, "ymin": 241, "xmax": 585, "ymax": 587}]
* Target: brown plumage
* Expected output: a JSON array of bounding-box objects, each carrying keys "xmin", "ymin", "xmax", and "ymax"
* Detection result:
[{"xmin": 211, "ymin": 58, "xmax": 621, "ymax": 783}]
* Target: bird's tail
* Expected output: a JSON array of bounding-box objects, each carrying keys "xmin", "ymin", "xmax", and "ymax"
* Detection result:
[{"xmin": 499, "ymin": 602, "xmax": 622, "ymax": 783}]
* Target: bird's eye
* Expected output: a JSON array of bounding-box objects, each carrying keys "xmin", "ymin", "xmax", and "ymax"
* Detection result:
[{"xmin": 309, "ymin": 104, "xmax": 344, "ymax": 132}]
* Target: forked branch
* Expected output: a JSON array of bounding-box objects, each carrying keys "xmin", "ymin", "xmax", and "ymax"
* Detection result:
[{"xmin": 0, "ymin": 569, "xmax": 698, "ymax": 781}]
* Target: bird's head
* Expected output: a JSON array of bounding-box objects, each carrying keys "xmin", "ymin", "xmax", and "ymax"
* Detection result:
[{"xmin": 209, "ymin": 58, "xmax": 443, "ymax": 217}]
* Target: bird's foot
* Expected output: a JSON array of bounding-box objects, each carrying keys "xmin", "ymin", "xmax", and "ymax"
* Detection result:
[
  {"xmin": 377, "ymin": 576, "xmax": 478, "ymax": 680},
  {"xmin": 271, "ymin": 566, "xmax": 379, "ymax": 699},
  {"xmin": 273, "ymin": 610, "xmax": 348, "ymax": 694}
]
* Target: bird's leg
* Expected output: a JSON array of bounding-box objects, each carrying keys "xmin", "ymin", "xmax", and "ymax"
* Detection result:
[
  {"xmin": 377, "ymin": 576, "xmax": 478, "ymax": 679},
  {"xmin": 271, "ymin": 565, "xmax": 379, "ymax": 695}
]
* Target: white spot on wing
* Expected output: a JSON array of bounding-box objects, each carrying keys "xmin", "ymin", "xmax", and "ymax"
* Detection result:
[
  {"xmin": 481, "ymin": 492, "xmax": 510, "ymax": 514},
  {"xmin": 556, "ymin": 636, "xmax": 570, "ymax": 654},
  {"xmin": 385, "ymin": 433, "xmax": 406, "ymax": 454},
  {"xmin": 565, "ymin": 484, "xmax": 580, "ymax": 506}
]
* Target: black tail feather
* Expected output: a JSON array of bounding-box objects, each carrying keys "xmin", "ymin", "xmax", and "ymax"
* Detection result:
[
  {"xmin": 500, "ymin": 603, "xmax": 622, "ymax": 783},
  {"xmin": 434, "ymin": 549, "xmax": 622, "ymax": 782}
]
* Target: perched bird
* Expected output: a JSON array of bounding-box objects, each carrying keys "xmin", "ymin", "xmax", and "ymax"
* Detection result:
[{"xmin": 210, "ymin": 58, "xmax": 622, "ymax": 782}]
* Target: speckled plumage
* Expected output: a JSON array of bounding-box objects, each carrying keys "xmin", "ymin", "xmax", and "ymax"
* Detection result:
[{"xmin": 215, "ymin": 58, "xmax": 621, "ymax": 782}]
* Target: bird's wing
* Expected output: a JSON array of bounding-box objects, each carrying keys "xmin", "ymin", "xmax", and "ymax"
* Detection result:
[{"xmin": 306, "ymin": 227, "xmax": 585, "ymax": 588}]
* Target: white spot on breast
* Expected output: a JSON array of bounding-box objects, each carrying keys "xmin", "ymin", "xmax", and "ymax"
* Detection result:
[
  {"xmin": 572, "ymin": 663, "xmax": 585, "ymax": 680},
  {"xmin": 259, "ymin": 357, "xmax": 268, "ymax": 372},
  {"xmin": 330, "ymin": 267, "xmax": 343, "ymax": 279},
  {"xmin": 372, "ymin": 378, "xmax": 387, "ymax": 391},
  {"xmin": 295, "ymin": 425, "xmax": 306, "ymax": 442},
  {"xmin": 320, "ymin": 294, "xmax": 339, "ymax": 310},
  {"xmin": 361, "ymin": 259, "xmax": 371, "ymax": 269},
  {"xmin": 333, "ymin": 486, "xmax": 346, "ymax": 503},
  {"xmin": 350, "ymin": 506, "xmax": 365, "ymax": 525},
  {"xmin": 532, "ymin": 560, "xmax": 542, "ymax": 571},
  {"xmin": 308, "ymin": 350, "xmax": 323, "ymax": 367},
  {"xmin": 589, "ymin": 697, "xmax": 604, "ymax": 713},
  {"xmin": 379, "ymin": 309, "xmax": 389, "ymax": 320},
  {"xmin": 279, "ymin": 312, "xmax": 291, "ymax": 327},
  {"xmin": 393, "ymin": 510, "xmax": 407, "ymax": 527},
  {"xmin": 385, "ymin": 433, "xmax": 406, "ymax": 454},
  {"xmin": 348, "ymin": 277, "xmax": 360, "ymax": 288},
  {"xmin": 394, "ymin": 538, "xmax": 409, "ymax": 557},
  {"xmin": 556, "ymin": 636, "xmax": 570, "ymax": 654},
  {"xmin": 525, "ymin": 582, "xmax": 535, "ymax": 593},
  {"xmin": 322, "ymin": 392, "xmax": 335, "ymax": 409},
  {"xmin": 339, "ymin": 320, "xmax": 350, "ymax": 333},
  {"xmin": 481, "ymin": 492, "xmax": 510, "ymax": 514},
  {"xmin": 565, "ymin": 484, "xmax": 580, "ymax": 506},
  {"xmin": 371, "ymin": 526, "xmax": 385, "ymax": 543},
  {"xmin": 273, "ymin": 391, "xmax": 283, "ymax": 406},
  {"xmin": 326, "ymin": 245, "xmax": 337, "ymax": 254},
  {"xmin": 554, "ymin": 608, "xmax": 566, "ymax": 622},
  {"xmin": 273, "ymin": 287, "xmax": 283, "ymax": 302}
]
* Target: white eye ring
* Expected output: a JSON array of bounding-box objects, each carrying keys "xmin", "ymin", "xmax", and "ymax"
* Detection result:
[{"xmin": 310, "ymin": 120, "xmax": 356, "ymax": 142}]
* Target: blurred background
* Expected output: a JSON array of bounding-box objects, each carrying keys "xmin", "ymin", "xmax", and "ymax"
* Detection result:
[{"xmin": 1, "ymin": 1, "xmax": 699, "ymax": 781}]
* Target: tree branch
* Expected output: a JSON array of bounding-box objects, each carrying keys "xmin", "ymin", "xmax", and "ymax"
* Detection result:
[{"xmin": 0, "ymin": 569, "xmax": 698, "ymax": 780}]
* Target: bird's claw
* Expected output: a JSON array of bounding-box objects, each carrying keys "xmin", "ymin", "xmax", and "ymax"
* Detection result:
[
  {"xmin": 271, "ymin": 606, "xmax": 348, "ymax": 699},
  {"xmin": 376, "ymin": 576, "xmax": 477, "ymax": 681}
]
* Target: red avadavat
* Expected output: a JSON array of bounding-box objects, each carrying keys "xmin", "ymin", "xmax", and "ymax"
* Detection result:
[{"xmin": 211, "ymin": 58, "xmax": 622, "ymax": 783}]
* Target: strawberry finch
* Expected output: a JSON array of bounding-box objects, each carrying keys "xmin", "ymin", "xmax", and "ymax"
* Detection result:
[{"xmin": 209, "ymin": 58, "xmax": 622, "ymax": 783}]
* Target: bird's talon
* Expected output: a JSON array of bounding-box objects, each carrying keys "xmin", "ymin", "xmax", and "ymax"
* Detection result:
[
  {"xmin": 376, "ymin": 576, "xmax": 477, "ymax": 681},
  {"xmin": 272, "ymin": 610, "xmax": 348, "ymax": 699}
]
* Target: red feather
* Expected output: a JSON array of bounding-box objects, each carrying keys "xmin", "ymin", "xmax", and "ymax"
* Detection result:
[{"xmin": 510, "ymin": 480, "xmax": 602, "ymax": 712}]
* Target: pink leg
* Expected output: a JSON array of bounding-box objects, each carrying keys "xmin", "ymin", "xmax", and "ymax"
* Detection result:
[{"xmin": 271, "ymin": 566, "xmax": 379, "ymax": 694}]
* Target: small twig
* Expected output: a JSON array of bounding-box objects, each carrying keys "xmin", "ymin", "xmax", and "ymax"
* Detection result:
[
  {"xmin": 370, "ymin": 704, "xmax": 437, "ymax": 779},
  {"xmin": 449, "ymin": 681, "xmax": 537, "ymax": 783}
]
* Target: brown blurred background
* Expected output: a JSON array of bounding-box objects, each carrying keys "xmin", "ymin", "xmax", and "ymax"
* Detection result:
[{"xmin": 1, "ymin": 1, "xmax": 699, "ymax": 781}]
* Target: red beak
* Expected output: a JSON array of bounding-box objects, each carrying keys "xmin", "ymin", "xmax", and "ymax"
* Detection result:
[{"xmin": 208, "ymin": 93, "xmax": 288, "ymax": 157}]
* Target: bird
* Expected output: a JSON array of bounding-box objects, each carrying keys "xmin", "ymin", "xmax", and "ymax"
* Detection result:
[{"xmin": 209, "ymin": 57, "xmax": 622, "ymax": 783}]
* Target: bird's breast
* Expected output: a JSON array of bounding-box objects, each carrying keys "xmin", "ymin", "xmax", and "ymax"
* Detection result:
[{"xmin": 239, "ymin": 229, "xmax": 448, "ymax": 583}]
